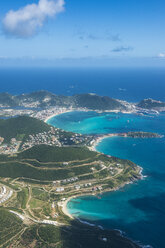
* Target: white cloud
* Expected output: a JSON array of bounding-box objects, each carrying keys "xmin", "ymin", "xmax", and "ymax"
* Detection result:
[
  {"xmin": 3, "ymin": 0, "xmax": 65, "ymax": 38},
  {"xmin": 158, "ymin": 53, "xmax": 165, "ymax": 58}
]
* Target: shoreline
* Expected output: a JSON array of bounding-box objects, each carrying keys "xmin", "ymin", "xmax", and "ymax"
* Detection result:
[
  {"xmin": 60, "ymin": 169, "xmax": 146, "ymax": 248},
  {"xmin": 45, "ymin": 109, "xmax": 145, "ymax": 220},
  {"xmin": 89, "ymin": 134, "xmax": 119, "ymax": 152},
  {"xmin": 44, "ymin": 109, "xmax": 74, "ymax": 123},
  {"xmin": 45, "ymin": 108, "xmax": 149, "ymax": 247},
  {"xmin": 61, "ymin": 196, "xmax": 75, "ymax": 220},
  {"xmin": 61, "ymin": 164, "xmax": 144, "ymax": 221},
  {"xmin": 43, "ymin": 107, "xmax": 140, "ymax": 124}
]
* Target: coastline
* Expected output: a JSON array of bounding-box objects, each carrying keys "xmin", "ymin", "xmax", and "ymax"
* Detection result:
[
  {"xmin": 89, "ymin": 134, "xmax": 118, "ymax": 152},
  {"xmin": 44, "ymin": 108, "xmax": 149, "ymax": 247},
  {"xmin": 60, "ymin": 170, "xmax": 145, "ymax": 248},
  {"xmin": 60, "ymin": 165, "xmax": 144, "ymax": 222},
  {"xmin": 61, "ymin": 196, "xmax": 75, "ymax": 220},
  {"xmin": 45, "ymin": 109, "xmax": 145, "ymax": 220},
  {"xmin": 43, "ymin": 107, "xmax": 139, "ymax": 124},
  {"xmin": 44, "ymin": 109, "xmax": 74, "ymax": 123}
]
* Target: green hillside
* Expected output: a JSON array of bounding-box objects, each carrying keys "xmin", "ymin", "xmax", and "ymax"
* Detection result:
[
  {"xmin": 0, "ymin": 116, "xmax": 51, "ymax": 142},
  {"xmin": 74, "ymin": 93, "xmax": 126, "ymax": 110},
  {"xmin": 0, "ymin": 209, "xmax": 24, "ymax": 247},
  {"xmin": 0, "ymin": 93, "xmax": 17, "ymax": 107},
  {"xmin": 138, "ymin": 98, "xmax": 165, "ymax": 109},
  {"xmin": 0, "ymin": 91, "xmax": 127, "ymax": 111},
  {"xmin": 17, "ymin": 144, "xmax": 97, "ymax": 162},
  {"xmin": 0, "ymin": 144, "xmax": 139, "ymax": 182}
]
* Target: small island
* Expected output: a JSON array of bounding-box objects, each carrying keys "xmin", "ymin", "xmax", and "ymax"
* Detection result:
[{"xmin": 125, "ymin": 131, "xmax": 163, "ymax": 138}]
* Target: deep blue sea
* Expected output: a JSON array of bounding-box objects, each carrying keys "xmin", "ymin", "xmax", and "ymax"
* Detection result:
[
  {"xmin": 0, "ymin": 67, "xmax": 165, "ymax": 102},
  {"xmin": 48, "ymin": 111, "xmax": 165, "ymax": 248},
  {"xmin": 1, "ymin": 67, "xmax": 165, "ymax": 247}
]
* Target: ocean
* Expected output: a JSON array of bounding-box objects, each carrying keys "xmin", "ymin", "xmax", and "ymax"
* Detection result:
[
  {"xmin": 0, "ymin": 67, "xmax": 165, "ymax": 102},
  {"xmin": 1, "ymin": 67, "xmax": 165, "ymax": 247},
  {"xmin": 48, "ymin": 111, "xmax": 165, "ymax": 248}
]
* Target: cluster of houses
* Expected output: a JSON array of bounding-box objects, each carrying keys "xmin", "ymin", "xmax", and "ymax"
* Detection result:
[
  {"xmin": 0, "ymin": 138, "xmax": 21, "ymax": 154},
  {"xmin": 0, "ymin": 125, "xmax": 91, "ymax": 154},
  {"xmin": 53, "ymin": 178, "xmax": 103, "ymax": 193},
  {"xmin": 21, "ymin": 130, "xmax": 61, "ymax": 150},
  {"xmin": 74, "ymin": 182, "xmax": 93, "ymax": 190},
  {"xmin": 56, "ymin": 187, "xmax": 65, "ymax": 192},
  {"xmin": 0, "ymin": 186, "xmax": 13, "ymax": 204},
  {"xmin": 0, "ymin": 108, "xmax": 34, "ymax": 118},
  {"xmin": 21, "ymin": 126, "xmax": 90, "ymax": 151},
  {"xmin": 107, "ymin": 163, "xmax": 122, "ymax": 175},
  {"xmin": 33, "ymin": 107, "xmax": 73, "ymax": 121},
  {"xmin": 50, "ymin": 127, "xmax": 90, "ymax": 146},
  {"xmin": 53, "ymin": 177, "xmax": 79, "ymax": 187}
]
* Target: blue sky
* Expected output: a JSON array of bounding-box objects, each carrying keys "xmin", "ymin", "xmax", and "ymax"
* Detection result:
[{"xmin": 0, "ymin": 0, "xmax": 165, "ymax": 66}]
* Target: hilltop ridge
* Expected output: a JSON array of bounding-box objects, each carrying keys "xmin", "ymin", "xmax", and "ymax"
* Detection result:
[
  {"xmin": 0, "ymin": 90, "xmax": 165, "ymax": 113},
  {"xmin": 137, "ymin": 98, "xmax": 165, "ymax": 110},
  {"xmin": 0, "ymin": 90, "xmax": 129, "ymax": 111}
]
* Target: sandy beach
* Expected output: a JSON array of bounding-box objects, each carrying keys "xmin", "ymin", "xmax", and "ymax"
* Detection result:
[
  {"xmin": 44, "ymin": 109, "xmax": 74, "ymax": 123},
  {"xmin": 60, "ymin": 166, "xmax": 143, "ymax": 220},
  {"xmin": 45, "ymin": 109, "xmax": 144, "ymax": 222},
  {"xmin": 61, "ymin": 196, "xmax": 80, "ymax": 220},
  {"xmin": 89, "ymin": 133, "xmax": 119, "ymax": 152},
  {"xmin": 44, "ymin": 107, "xmax": 95, "ymax": 123},
  {"xmin": 44, "ymin": 107, "xmax": 135, "ymax": 124}
]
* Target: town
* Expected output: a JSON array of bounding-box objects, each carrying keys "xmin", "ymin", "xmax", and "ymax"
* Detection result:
[{"xmin": 0, "ymin": 185, "xmax": 13, "ymax": 205}]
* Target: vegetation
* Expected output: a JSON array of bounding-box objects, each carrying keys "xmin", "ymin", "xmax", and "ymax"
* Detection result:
[
  {"xmin": 0, "ymin": 209, "xmax": 24, "ymax": 247},
  {"xmin": 138, "ymin": 98, "xmax": 165, "ymax": 109},
  {"xmin": 0, "ymin": 160, "xmax": 95, "ymax": 180},
  {"xmin": 17, "ymin": 188, "xmax": 29, "ymax": 209},
  {"xmin": 17, "ymin": 144, "xmax": 97, "ymax": 162},
  {"xmin": 15, "ymin": 222, "xmax": 139, "ymax": 248},
  {"xmin": 0, "ymin": 90, "xmax": 127, "ymax": 111},
  {"xmin": 0, "ymin": 142, "xmax": 141, "ymax": 248},
  {"xmin": 32, "ymin": 188, "xmax": 49, "ymax": 201},
  {"xmin": 0, "ymin": 116, "xmax": 51, "ymax": 142},
  {"xmin": 0, "ymin": 144, "xmax": 139, "ymax": 183},
  {"xmin": 74, "ymin": 93, "xmax": 126, "ymax": 110},
  {"xmin": 127, "ymin": 131, "xmax": 161, "ymax": 138},
  {"xmin": 0, "ymin": 106, "xmax": 143, "ymax": 248},
  {"xmin": 0, "ymin": 93, "xmax": 17, "ymax": 107}
]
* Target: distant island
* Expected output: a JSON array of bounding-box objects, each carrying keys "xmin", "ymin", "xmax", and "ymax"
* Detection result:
[
  {"xmin": 0, "ymin": 90, "xmax": 165, "ymax": 113},
  {"xmin": 138, "ymin": 98, "xmax": 165, "ymax": 110},
  {"xmin": 0, "ymin": 92, "xmax": 163, "ymax": 248}
]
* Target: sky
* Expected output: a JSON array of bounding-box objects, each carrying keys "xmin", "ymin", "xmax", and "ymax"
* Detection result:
[{"xmin": 0, "ymin": 0, "xmax": 165, "ymax": 66}]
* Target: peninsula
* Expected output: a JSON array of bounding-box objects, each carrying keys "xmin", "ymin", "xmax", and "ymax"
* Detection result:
[{"xmin": 0, "ymin": 92, "xmax": 163, "ymax": 248}]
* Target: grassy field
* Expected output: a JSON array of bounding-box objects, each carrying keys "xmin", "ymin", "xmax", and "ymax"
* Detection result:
[{"xmin": 17, "ymin": 188, "xmax": 29, "ymax": 209}]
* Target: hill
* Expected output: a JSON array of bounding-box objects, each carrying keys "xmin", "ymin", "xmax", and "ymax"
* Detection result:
[
  {"xmin": 73, "ymin": 93, "xmax": 126, "ymax": 110},
  {"xmin": 0, "ymin": 144, "xmax": 140, "ymax": 182},
  {"xmin": 0, "ymin": 116, "xmax": 51, "ymax": 143},
  {"xmin": 17, "ymin": 144, "xmax": 97, "ymax": 162},
  {"xmin": 15, "ymin": 90, "xmax": 71, "ymax": 108},
  {"xmin": 0, "ymin": 90, "xmax": 127, "ymax": 111},
  {"xmin": 0, "ymin": 93, "xmax": 17, "ymax": 107},
  {"xmin": 0, "ymin": 144, "xmax": 141, "ymax": 248},
  {"xmin": 0, "ymin": 210, "xmax": 139, "ymax": 248},
  {"xmin": 137, "ymin": 98, "xmax": 165, "ymax": 109}
]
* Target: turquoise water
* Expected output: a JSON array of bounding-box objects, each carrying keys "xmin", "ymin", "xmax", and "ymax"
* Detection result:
[{"xmin": 48, "ymin": 111, "xmax": 165, "ymax": 248}]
